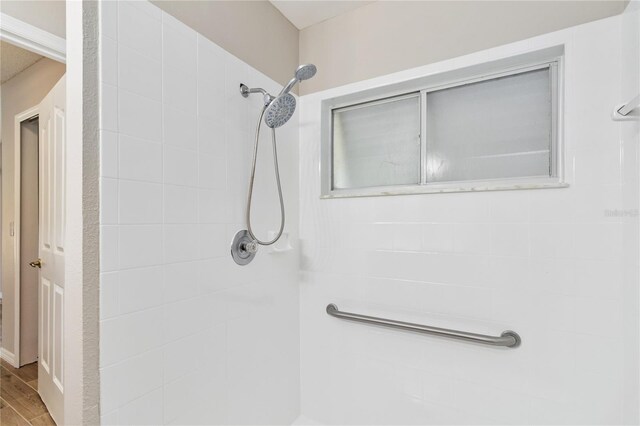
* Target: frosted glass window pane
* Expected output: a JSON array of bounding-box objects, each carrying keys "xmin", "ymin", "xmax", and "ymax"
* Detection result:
[
  {"xmin": 426, "ymin": 68, "xmax": 552, "ymax": 183},
  {"xmin": 332, "ymin": 94, "xmax": 421, "ymax": 189}
]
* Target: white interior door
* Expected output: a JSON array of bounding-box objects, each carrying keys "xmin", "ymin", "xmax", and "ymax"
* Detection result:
[{"xmin": 37, "ymin": 75, "xmax": 66, "ymax": 425}]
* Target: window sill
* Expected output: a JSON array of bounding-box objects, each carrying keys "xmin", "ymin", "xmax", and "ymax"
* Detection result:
[{"xmin": 321, "ymin": 178, "xmax": 569, "ymax": 199}]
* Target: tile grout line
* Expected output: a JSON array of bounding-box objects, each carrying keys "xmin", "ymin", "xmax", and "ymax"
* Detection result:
[{"xmin": 160, "ymin": 10, "xmax": 167, "ymax": 424}]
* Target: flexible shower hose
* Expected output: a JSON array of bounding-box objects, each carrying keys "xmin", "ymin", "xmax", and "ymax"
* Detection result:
[{"xmin": 245, "ymin": 106, "xmax": 286, "ymax": 246}]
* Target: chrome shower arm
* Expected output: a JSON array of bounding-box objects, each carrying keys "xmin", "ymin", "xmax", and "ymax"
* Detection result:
[{"xmin": 240, "ymin": 84, "xmax": 275, "ymax": 105}]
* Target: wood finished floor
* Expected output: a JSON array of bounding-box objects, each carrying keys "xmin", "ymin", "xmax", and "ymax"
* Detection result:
[{"xmin": 0, "ymin": 360, "xmax": 55, "ymax": 426}]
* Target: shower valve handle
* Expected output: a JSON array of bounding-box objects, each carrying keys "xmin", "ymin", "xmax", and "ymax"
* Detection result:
[{"xmin": 243, "ymin": 240, "xmax": 258, "ymax": 254}]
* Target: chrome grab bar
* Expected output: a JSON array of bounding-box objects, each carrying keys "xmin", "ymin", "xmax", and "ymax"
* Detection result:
[{"xmin": 326, "ymin": 304, "xmax": 521, "ymax": 348}]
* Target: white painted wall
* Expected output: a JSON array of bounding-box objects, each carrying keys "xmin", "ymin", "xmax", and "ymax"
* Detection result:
[
  {"xmin": 97, "ymin": 2, "xmax": 300, "ymax": 424},
  {"xmin": 65, "ymin": 2, "xmax": 101, "ymax": 422},
  {"xmin": 0, "ymin": 1, "xmax": 66, "ymax": 38},
  {"xmin": 299, "ymin": 14, "xmax": 639, "ymax": 425}
]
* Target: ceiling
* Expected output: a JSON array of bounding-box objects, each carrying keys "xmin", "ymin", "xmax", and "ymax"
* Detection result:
[
  {"xmin": 1, "ymin": 41, "xmax": 43, "ymax": 84},
  {"xmin": 270, "ymin": 0, "xmax": 375, "ymax": 30}
]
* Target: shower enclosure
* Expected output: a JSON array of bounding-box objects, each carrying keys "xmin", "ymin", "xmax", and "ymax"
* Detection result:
[{"xmin": 97, "ymin": 1, "xmax": 640, "ymax": 425}]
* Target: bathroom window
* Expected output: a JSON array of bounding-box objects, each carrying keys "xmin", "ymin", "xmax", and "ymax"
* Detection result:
[
  {"xmin": 321, "ymin": 48, "xmax": 564, "ymax": 197},
  {"xmin": 332, "ymin": 93, "xmax": 421, "ymax": 189},
  {"xmin": 426, "ymin": 68, "xmax": 554, "ymax": 183}
]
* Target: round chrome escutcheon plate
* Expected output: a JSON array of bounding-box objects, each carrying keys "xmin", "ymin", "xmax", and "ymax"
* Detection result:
[{"xmin": 231, "ymin": 230, "xmax": 257, "ymax": 265}]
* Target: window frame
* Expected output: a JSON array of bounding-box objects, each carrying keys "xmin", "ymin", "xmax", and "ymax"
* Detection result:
[{"xmin": 320, "ymin": 47, "xmax": 566, "ymax": 198}]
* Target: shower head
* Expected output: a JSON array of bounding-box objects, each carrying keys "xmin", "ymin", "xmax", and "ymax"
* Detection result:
[
  {"xmin": 265, "ymin": 64, "xmax": 316, "ymax": 128},
  {"xmin": 264, "ymin": 93, "xmax": 296, "ymax": 128},
  {"xmin": 279, "ymin": 63, "xmax": 317, "ymax": 97},
  {"xmin": 240, "ymin": 64, "xmax": 316, "ymax": 128},
  {"xmin": 295, "ymin": 64, "xmax": 317, "ymax": 81}
]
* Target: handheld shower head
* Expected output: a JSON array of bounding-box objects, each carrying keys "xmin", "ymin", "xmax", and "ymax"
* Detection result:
[
  {"xmin": 279, "ymin": 63, "xmax": 317, "ymax": 97},
  {"xmin": 294, "ymin": 64, "xmax": 317, "ymax": 81}
]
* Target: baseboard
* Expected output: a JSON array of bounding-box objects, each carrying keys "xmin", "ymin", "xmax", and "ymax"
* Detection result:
[{"xmin": 0, "ymin": 347, "xmax": 18, "ymax": 367}]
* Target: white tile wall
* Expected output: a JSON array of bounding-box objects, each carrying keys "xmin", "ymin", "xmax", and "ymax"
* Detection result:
[
  {"xmin": 298, "ymin": 14, "xmax": 639, "ymax": 425},
  {"xmin": 98, "ymin": 1, "xmax": 639, "ymax": 424},
  {"xmin": 619, "ymin": 1, "xmax": 640, "ymax": 423},
  {"xmin": 98, "ymin": 1, "xmax": 300, "ymax": 424}
]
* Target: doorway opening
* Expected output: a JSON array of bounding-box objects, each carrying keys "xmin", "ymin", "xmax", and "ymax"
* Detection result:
[
  {"xmin": 1, "ymin": 2, "xmax": 98, "ymax": 425},
  {"xmin": 19, "ymin": 115, "xmax": 40, "ymax": 367},
  {"xmin": 1, "ymin": 39, "xmax": 66, "ymax": 426}
]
